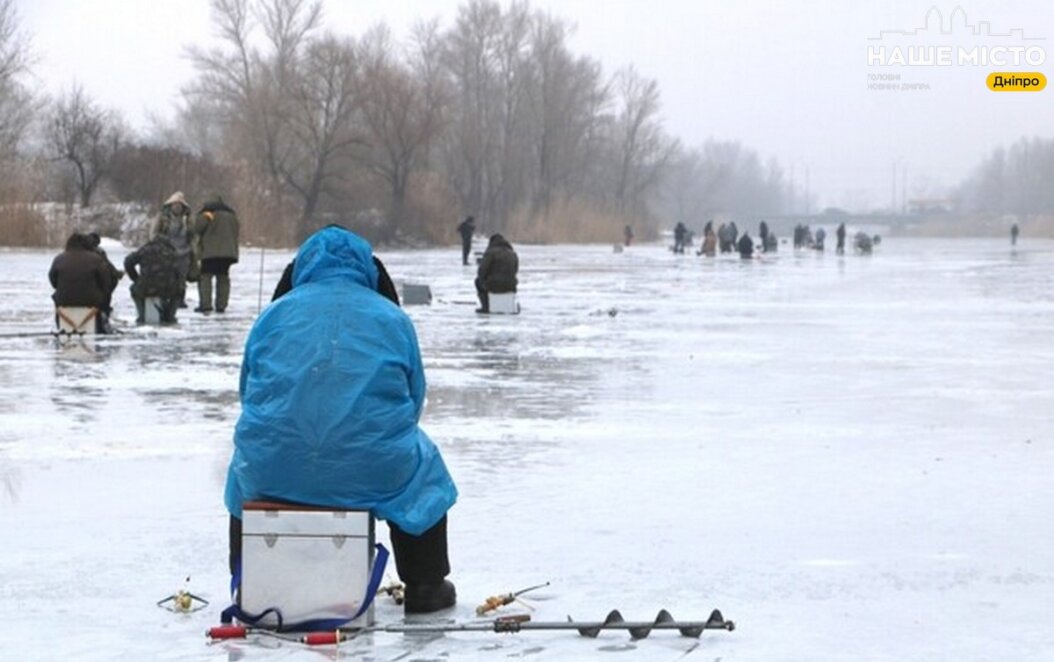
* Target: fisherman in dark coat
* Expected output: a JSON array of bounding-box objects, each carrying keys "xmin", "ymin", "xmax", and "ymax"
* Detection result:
[
  {"xmin": 673, "ymin": 222, "xmax": 687, "ymax": 253},
  {"xmin": 456, "ymin": 216, "xmax": 476, "ymax": 266},
  {"xmin": 854, "ymin": 231, "xmax": 873, "ymax": 254},
  {"xmin": 836, "ymin": 223, "xmax": 847, "ymax": 254},
  {"xmin": 48, "ymin": 232, "xmax": 116, "ymax": 333},
  {"xmin": 475, "ymin": 234, "xmax": 518, "ymax": 313},
  {"xmin": 87, "ymin": 232, "xmax": 122, "ymax": 323},
  {"xmin": 124, "ymin": 235, "xmax": 183, "ymax": 324},
  {"xmin": 737, "ymin": 232, "xmax": 755, "ymax": 259}
]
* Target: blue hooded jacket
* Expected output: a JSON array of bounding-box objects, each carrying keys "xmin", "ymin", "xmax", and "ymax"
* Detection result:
[{"xmin": 223, "ymin": 227, "xmax": 457, "ymax": 534}]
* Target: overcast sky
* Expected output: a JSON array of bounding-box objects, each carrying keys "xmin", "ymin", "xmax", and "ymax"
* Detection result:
[{"xmin": 16, "ymin": 0, "xmax": 1054, "ymax": 211}]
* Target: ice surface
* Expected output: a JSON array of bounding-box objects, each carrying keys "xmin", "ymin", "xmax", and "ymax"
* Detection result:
[{"xmin": 0, "ymin": 239, "xmax": 1051, "ymax": 660}]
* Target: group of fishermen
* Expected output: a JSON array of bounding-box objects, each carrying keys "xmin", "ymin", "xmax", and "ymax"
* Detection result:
[
  {"xmin": 670, "ymin": 220, "xmax": 881, "ymax": 259},
  {"xmin": 674, "ymin": 220, "xmax": 774, "ymax": 258},
  {"xmin": 48, "ymin": 192, "xmax": 240, "ymax": 332}
]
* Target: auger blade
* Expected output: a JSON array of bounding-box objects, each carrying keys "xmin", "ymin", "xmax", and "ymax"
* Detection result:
[{"xmin": 572, "ymin": 609, "xmax": 624, "ymax": 638}]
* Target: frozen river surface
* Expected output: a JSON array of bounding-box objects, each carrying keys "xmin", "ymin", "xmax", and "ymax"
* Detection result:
[{"xmin": 0, "ymin": 237, "xmax": 1051, "ymax": 660}]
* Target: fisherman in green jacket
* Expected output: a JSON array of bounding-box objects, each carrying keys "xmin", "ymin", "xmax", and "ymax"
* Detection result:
[{"xmin": 193, "ymin": 194, "xmax": 240, "ymax": 313}]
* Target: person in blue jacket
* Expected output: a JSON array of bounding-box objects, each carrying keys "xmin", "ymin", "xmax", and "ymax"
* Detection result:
[{"xmin": 224, "ymin": 225, "xmax": 458, "ymax": 614}]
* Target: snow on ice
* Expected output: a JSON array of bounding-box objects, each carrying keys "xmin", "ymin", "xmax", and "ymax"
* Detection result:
[{"xmin": 0, "ymin": 238, "xmax": 1052, "ymax": 660}]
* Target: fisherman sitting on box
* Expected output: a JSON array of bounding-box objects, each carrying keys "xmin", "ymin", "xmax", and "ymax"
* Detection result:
[
  {"xmin": 48, "ymin": 232, "xmax": 118, "ymax": 334},
  {"xmin": 474, "ymin": 233, "xmax": 518, "ymax": 313},
  {"xmin": 124, "ymin": 235, "xmax": 183, "ymax": 324},
  {"xmin": 225, "ymin": 226, "xmax": 458, "ymax": 615}
]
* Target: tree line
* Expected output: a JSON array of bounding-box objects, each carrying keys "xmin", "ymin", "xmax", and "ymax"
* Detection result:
[
  {"xmin": 954, "ymin": 136, "xmax": 1054, "ymax": 218},
  {"xmin": 12, "ymin": 0, "xmax": 1043, "ymax": 248}
]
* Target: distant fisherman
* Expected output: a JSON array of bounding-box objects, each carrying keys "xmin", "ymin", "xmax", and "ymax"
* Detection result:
[
  {"xmin": 737, "ymin": 232, "xmax": 755, "ymax": 259},
  {"xmin": 673, "ymin": 222, "xmax": 687, "ymax": 254},
  {"xmin": 48, "ymin": 232, "xmax": 117, "ymax": 334},
  {"xmin": 854, "ymin": 231, "xmax": 873, "ymax": 255},
  {"xmin": 87, "ymin": 232, "xmax": 123, "ymax": 327},
  {"xmin": 193, "ymin": 194, "xmax": 240, "ymax": 313},
  {"xmin": 475, "ymin": 233, "xmax": 518, "ymax": 313},
  {"xmin": 124, "ymin": 235, "xmax": 183, "ymax": 324},
  {"xmin": 457, "ymin": 216, "xmax": 476, "ymax": 266},
  {"xmin": 150, "ymin": 191, "xmax": 194, "ymax": 308}
]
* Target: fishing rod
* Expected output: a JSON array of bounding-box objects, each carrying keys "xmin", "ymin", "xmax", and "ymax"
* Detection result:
[
  {"xmin": 157, "ymin": 577, "xmax": 210, "ymax": 613},
  {"xmin": 0, "ymin": 331, "xmax": 64, "ymax": 339},
  {"xmin": 206, "ymin": 608, "xmax": 735, "ymax": 645},
  {"xmin": 476, "ymin": 581, "xmax": 550, "ymax": 615}
]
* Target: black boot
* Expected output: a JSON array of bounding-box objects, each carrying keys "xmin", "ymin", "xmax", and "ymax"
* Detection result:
[
  {"xmin": 389, "ymin": 516, "xmax": 454, "ymax": 614},
  {"xmin": 404, "ymin": 580, "xmax": 456, "ymax": 614}
]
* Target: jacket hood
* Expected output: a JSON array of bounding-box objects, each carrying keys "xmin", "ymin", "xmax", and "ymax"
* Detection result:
[
  {"xmin": 200, "ymin": 195, "xmax": 235, "ymax": 214},
  {"xmin": 65, "ymin": 232, "xmax": 93, "ymax": 251},
  {"xmin": 163, "ymin": 191, "xmax": 187, "ymax": 208},
  {"xmin": 488, "ymin": 233, "xmax": 513, "ymax": 250},
  {"xmin": 292, "ymin": 226, "xmax": 379, "ymax": 291}
]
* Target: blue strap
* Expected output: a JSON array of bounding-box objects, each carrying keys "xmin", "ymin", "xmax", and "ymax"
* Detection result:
[{"xmin": 221, "ymin": 543, "xmax": 389, "ymax": 632}]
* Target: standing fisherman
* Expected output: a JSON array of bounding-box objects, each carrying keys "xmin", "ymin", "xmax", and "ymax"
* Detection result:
[
  {"xmin": 193, "ymin": 194, "xmax": 240, "ymax": 313},
  {"xmin": 457, "ymin": 216, "xmax": 476, "ymax": 266},
  {"xmin": 151, "ymin": 191, "xmax": 194, "ymax": 308}
]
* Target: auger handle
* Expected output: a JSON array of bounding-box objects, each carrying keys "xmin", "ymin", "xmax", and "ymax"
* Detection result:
[
  {"xmin": 206, "ymin": 625, "xmax": 248, "ymax": 640},
  {"xmin": 302, "ymin": 632, "xmax": 344, "ymax": 646}
]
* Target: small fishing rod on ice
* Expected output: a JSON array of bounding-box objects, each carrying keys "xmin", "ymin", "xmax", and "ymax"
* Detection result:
[{"xmin": 476, "ymin": 581, "xmax": 550, "ymax": 615}]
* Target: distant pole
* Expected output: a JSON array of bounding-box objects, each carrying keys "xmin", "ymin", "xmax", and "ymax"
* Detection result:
[
  {"xmin": 805, "ymin": 167, "xmax": 811, "ymax": 217},
  {"xmin": 891, "ymin": 162, "xmax": 897, "ymax": 214},
  {"xmin": 901, "ymin": 164, "xmax": 908, "ymax": 215}
]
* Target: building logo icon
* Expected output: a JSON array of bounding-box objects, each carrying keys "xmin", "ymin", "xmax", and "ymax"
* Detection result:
[{"xmin": 867, "ymin": 6, "xmax": 1045, "ymax": 67}]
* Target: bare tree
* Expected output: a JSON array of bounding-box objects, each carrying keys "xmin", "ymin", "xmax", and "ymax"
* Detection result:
[
  {"xmin": 187, "ymin": 0, "xmax": 367, "ymax": 239},
  {"xmin": 526, "ymin": 12, "xmax": 607, "ymax": 215},
  {"xmin": 610, "ymin": 66, "xmax": 676, "ymax": 218},
  {"xmin": 280, "ymin": 34, "xmax": 362, "ymax": 235},
  {"xmin": 660, "ymin": 140, "xmax": 789, "ymax": 227},
  {"xmin": 958, "ymin": 137, "xmax": 1054, "ymax": 215},
  {"xmin": 358, "ymin": 22, "xmax": 448, "ymax": 239},
  {"xmin": 173, "ymin": 0, "xmax": 693, "ymax": 245},
  {"xmin": 46, "ymin": 85, "xmax": 125, "ymax": 207},
  {"xmin": 0, "ymin": 0, "xmax": 34, "ymax": 167},
  {"xmin": 441, "ymin": 0, "xmax": 503, "ymax": 226}
]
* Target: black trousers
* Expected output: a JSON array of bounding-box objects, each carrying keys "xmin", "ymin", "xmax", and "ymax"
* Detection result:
[
  {"xmin": 229, "ymin": 514, "xmax": 450, "ymax": 585},
  {"xmin": 461, "ymin": 241, "xmax": 472, "ymax": 266},
  {"xmin": 474, "ymin": 278, "xmax": 489, "ymax": 311}
]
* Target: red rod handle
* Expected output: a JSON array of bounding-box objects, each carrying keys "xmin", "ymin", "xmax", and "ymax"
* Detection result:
[
  {"xmin": 302, "ymin": 632, "xmax": 342, "ymax": 646},
  {"xmin": 207, "ymin": 625, "xmax": 248, "ymax": 640}
]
